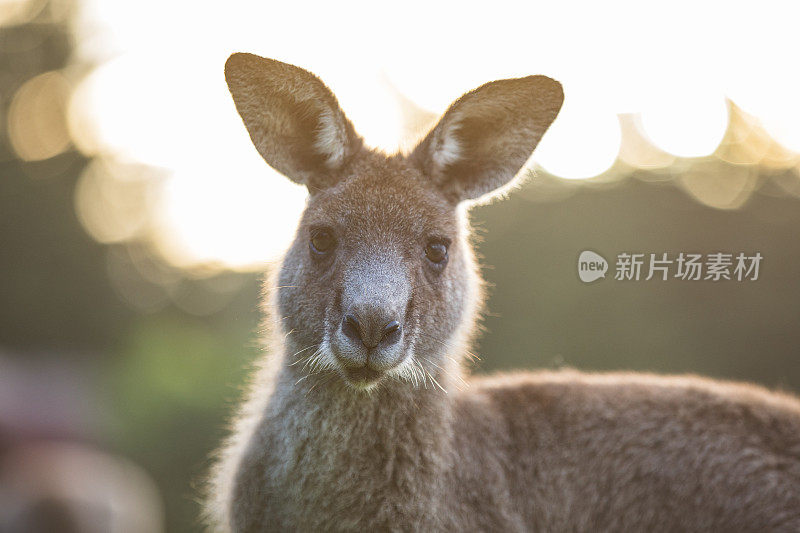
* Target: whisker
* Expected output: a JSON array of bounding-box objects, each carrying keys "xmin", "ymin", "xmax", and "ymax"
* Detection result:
[
  {"xmin": 306, "ymin": 372, "xmax": 337, "ymax": 397},
  {"xmin": 287, "ymin": 343, "xmax": 319, "ymax": 365},
  {"xmin": 417, "ymin": 332, "xmax": 482, "ymax": 362},
  {"xmin": 301, "ymin": 347, "xmax": 324, "ymax": 373},
  {"xmin": 424, "ymin": 366, "xmax": 447, "ymax": 394},
  {"xmin": 263, "ymin": 285, "xmax": 301, "ymax": 295},
  {"xmin": 421, "ymin": 356, "xmax": 468, "ymax": 390},
  {"xmin": 414, "ymin": 358, "xmax": 429, "ymax": 389},
  {"xmin": 412, "ymin": 359, "xmax": 426, "ymax": 389}
]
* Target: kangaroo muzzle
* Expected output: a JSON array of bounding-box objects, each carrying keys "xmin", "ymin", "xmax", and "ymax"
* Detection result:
[{"xmin": 332, "ymin": 255, "xmax": 411, "ymax": 383}]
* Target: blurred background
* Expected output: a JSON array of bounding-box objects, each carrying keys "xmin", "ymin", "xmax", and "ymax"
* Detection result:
[{"xmin": 1, "ymin": 0, "xmax": 799, "ymax": 530}]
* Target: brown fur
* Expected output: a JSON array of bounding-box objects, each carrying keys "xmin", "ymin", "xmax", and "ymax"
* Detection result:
[{"xmin": 206, "ymin": 54, "xmax": 800, "ymax": 532}]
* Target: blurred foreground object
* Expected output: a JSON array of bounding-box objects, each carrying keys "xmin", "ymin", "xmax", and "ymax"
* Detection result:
[
  {"xmin": 0, "ymin": 354, "xmax": 163, "ymax": 532},
  {"xmin": 0, "ymin": 442, "xmax": 163, "ymax": 532}
]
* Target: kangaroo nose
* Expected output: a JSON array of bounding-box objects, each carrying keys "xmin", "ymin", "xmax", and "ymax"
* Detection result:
[{"xmin": 341, "ymin": 312, "xmax": 402, "ymax": 350}]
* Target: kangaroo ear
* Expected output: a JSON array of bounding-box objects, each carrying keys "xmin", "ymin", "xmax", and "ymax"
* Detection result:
[
  {"xmin": 410, "ymin": 76, "xmax": 563, "ymax": 202},
  {"xmin": 225, "ymin": 53, "xmax": 363, "ymax": 189}
]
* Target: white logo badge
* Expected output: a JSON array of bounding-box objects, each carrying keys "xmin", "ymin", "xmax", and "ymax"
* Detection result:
[{"xmin": 578, "ymin": 250, "xmax": 608, "ymax": 283}]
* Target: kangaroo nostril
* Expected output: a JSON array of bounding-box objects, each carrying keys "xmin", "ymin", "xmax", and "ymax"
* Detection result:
[
  {"xmin": 383, "ymin": 320, "xmax": 400, "ymax": 336},
  {"xmin": 381, "ymin": 320, "xmax": 402, "ymax": 345},
  {"xmin": 342, "ymin": 313, "xmax": 402, "ymax": 349},
  {"xmin": 342, "ymin": 314, "xmax": 362, "ymax": 343}
]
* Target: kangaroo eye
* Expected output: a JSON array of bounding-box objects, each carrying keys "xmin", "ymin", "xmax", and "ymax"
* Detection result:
[
  {"xmin": 425, "ymin": 242, "xmax": 448, "ymax": 264},
  {"xmin": 310, "ymin": 230, "xmax": 335, "ymax": 255}
]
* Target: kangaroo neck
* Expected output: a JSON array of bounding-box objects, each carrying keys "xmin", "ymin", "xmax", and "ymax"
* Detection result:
[
  {"xmin": 270, "ymin": 350, "xmax": 456, "ymax": 439},
  {"xmin": 250, "ymin": 349, "xmax": 457, "ymax": 529}
]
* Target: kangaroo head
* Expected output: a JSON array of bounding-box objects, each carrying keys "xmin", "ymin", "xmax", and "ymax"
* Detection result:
[{"xmin": 225, "ymin": 53, "xmax": 563, "ymax": 391}]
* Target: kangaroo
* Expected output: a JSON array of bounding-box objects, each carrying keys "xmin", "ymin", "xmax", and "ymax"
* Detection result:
[{"xmin": 206, "ymin": 53, "xmax": 800, "ymax": 532}]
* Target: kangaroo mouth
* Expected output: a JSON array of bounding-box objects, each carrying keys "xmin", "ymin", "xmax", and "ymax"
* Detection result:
[{"xmin": 343, "ymin": 365, "xmax": 383, "ymax": 386}]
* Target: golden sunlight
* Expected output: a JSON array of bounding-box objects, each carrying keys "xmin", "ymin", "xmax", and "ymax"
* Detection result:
[
  {"xmin": 9, "ymin": 71, "xmax": 71, "ymax": 161},
  {"xmin": 639, "ymin": 86, "xmax": 729, "ymax": 158},
  {"xmin": 532, "ymin": 91, "xmax": 622, "ymax": 180},
  {"xmin": 66, "ymin": 0, "xmax": 800, "ymax": 271}
]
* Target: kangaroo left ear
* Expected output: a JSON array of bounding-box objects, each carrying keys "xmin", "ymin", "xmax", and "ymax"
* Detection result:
[
  {"xmin": 410, "ymin": 75, "xmax": 563, "ymax": 203},
  {"xmin": 224, "ymin": 53, "xmax": 363, "ymax": 190}
]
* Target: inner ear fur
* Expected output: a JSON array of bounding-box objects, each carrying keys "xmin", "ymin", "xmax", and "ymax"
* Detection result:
[
  {"xmin": 224, "ymin": 53, "xmax": 363, "ymax": 189},
  {"xmin": 410, "ymin": 75, "xmax": 564, "ymax": 202}
]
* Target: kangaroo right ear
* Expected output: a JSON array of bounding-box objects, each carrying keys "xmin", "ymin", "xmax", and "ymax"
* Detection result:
[
  {"xmin": 410, "ymin": 75, "xmax": 563, "ymax": 203},
  {"xmin": 224, "ymin": 53, "xmax": 363, "ymax": 189}
]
